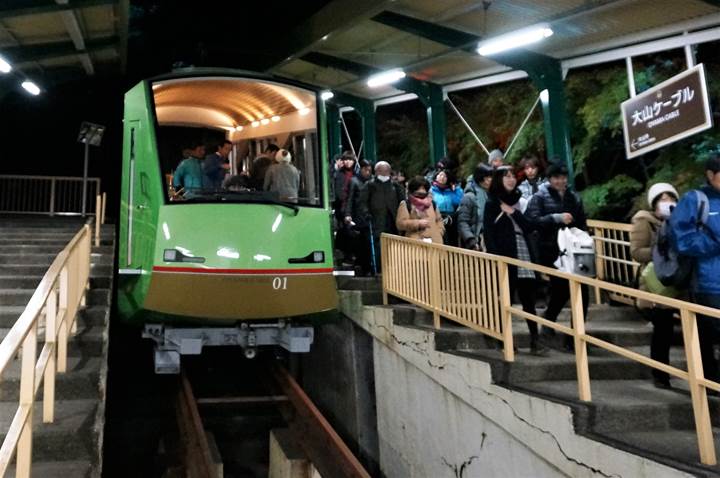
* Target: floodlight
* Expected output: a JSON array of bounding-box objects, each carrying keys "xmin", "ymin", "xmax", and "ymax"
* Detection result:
[
  {"xmin": 477, "ymin": 26, "xmax": 553, "ymax": 56},
  {"xmin": 0, "ymin": 56, "xmax": 11, "ymax": 74},
  {"xmin": 320, "ymin": 90, "xmax": 334, "ymax": 101},
  {"xmin": 367, "ymin": 68, "xmax": 406, "ymax": 88},
  {"xmin": 21, "ymin": 81, "xmax": 40, "ymax": 96}
]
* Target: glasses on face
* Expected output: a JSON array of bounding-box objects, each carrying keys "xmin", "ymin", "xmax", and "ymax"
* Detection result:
[{"xmin": 412, "ymin": 192, "xmax": 428, "ymax": 199}]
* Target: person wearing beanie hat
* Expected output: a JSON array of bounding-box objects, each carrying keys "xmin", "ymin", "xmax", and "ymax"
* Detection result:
[
  {"xmin": 264, "ymin": 148, "xmax": 300, "ymax": 200},
  {"xmin": 630, "ymin": 181, "xmax": 679, "ymax": 389},
  {"xmin": 488, "ymin": 149, "xmax": 504, "ymax": 168},
  {"xmin": 669, "ymin": 154, "xmax": 720, "ymax": 382}
]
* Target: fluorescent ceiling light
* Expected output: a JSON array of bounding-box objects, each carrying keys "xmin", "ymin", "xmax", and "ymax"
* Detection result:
[
  {"xmin": 320, "ymin": 90, "xmax": 334, "ymax": 101},
  {"xmin": 298, "ymin": 107, "xmax": 311, "ymax": 116},
  {"xmin": 0, "ymin": 56, "xmax": 11, "ymax": 74},
  {"xmin": 271, "ymin": 115, "xmax": 280, "ymax": 122},
  {"xmin": 367, "ymin": 68, "xmax": 406, "ymax": 88},
  {"xmin": 260, "ymin": 118, "xmax": 270, "ymax": 125},
  {"xmin": 477, "ymin": 26, "xmax": 553, "ymax": 56},
  {"xmin": 21, "ymin": 81, "xmax": 40, "ymax": 96}
]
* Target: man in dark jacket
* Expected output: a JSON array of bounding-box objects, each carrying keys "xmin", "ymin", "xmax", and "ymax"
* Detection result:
[
  {"xmin": 525, "ymin": 163, "xmax": 589, "ymax": 349},
  {"xmin": 358, "ymin": 161, "xmax": 405, "ymax": 273},
  {"xmin": 203, "ymin": 140, "xmax": 232, "ymax": 190},
  {"xmin": 344, "ymin": 160, "xmax": 373, "ymax": 274},
  {"xmin": 670, "ymin": 155, "xmax": 720, "ymax": 380}
]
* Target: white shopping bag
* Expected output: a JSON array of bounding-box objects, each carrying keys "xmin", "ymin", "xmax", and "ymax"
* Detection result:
[{"xmin": 554, "ymin": 227, "xmax": 596, "ymax": 277}]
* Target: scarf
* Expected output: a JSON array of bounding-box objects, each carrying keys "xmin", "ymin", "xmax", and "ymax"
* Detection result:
[
  {"xmin": 432, "ymin": 181, "xmax": 450, "ymax": 191},
  {"xmin": 497, "ymin": 188, "xmax": 521, "ymax": 207},
  {"xmin": 410, "ymin": 195, "xmax": 432, "ymax": 213}
]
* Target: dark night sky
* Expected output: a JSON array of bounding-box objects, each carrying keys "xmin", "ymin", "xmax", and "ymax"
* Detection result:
[{"xmin": 0, "ymin": 0, "xmax": 334, "ymax": 216}]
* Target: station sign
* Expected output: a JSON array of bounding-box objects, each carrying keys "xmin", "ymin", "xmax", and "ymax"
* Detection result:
[{"xmin": 621, "ymin": 63, "xmax": 712, "ymax": 159}]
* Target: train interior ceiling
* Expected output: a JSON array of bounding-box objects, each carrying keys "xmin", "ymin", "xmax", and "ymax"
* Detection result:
[{"xmin": 152, "ymin": 76, "xmax": 321, "ymax": 204}]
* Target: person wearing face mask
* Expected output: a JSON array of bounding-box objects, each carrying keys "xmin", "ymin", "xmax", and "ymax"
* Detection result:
[
  {"xmin": 358, "ymin": 161, "xmax": 406, "ymax": 272},
  {"xmin": 630, "ymin": 182, "xmax": 679, "ymax": 389},
  {"xmin": 525, "ymin": 162, "xmax": 589, "ymax": 351},
  {"xmin": 484, "ymin": 167, "xmax": 547, "ymax": 355},
  {"xmin": 396, "ymin": 176, "xmax": 444, "ymax": 244}
]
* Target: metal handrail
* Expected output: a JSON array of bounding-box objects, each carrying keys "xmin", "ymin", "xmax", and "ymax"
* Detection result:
[
  {"xmin": 0, "ymin": 225, "xmax": 92, "ymax": 477},
  {"xmin": 381, "ymin": 233, "xmax": 720, "ymax": 466},
  {"xmin": 0, "ymin": 175, "xmax": 101, "ymax": 217}
]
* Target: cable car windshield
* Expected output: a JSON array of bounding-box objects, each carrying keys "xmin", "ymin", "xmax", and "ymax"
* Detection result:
[{"xmin": 152, "ymin": 76, "xmax": 322, "ymax": 206}]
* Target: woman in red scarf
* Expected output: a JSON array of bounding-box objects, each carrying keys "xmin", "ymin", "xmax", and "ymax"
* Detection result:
[{"xmin": 396, "ymin": 176, "xmax": 444, "ymax": 243}]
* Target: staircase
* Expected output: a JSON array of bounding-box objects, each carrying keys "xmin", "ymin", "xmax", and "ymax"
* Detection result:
[
  {"xmin": 338, "ymin": 276, "xmax": 720, "ymax": 477},
  {"xmin": 0, "ymin": 217, "xmax": 114, "ymax": 478}
]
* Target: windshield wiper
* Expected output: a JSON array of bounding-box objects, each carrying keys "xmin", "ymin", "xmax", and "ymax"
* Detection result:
[{"xmin": 177, "ymin": 190, "xmax": 300, "ymax": 215}]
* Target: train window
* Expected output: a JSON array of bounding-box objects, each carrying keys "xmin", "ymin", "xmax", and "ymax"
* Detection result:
[{"xmin": 152, "ymin": 77, "xmax": 322, "ymax": 207}]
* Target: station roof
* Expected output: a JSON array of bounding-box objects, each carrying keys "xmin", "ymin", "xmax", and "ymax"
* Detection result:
[
  {"xmin": 0, "ymin": 0, "xmax": 126, "ymax": 87},
  {"xmin": 268, "ymin": 0, "xmax": 720, "ymax": 101}
]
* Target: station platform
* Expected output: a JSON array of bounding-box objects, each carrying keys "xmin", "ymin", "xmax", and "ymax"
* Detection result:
[
  {"xmin": 0, "ymin": 216, "xmax": 114, "ymax": 477},
  {"xmin": 295, "ymin": 276, "xmax": 720, "ymax": 478}
]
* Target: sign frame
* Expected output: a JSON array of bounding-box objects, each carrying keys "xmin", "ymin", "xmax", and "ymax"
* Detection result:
[{"xmin": 621, "ymin": 63, "xmax": 712, "ymax": 159}]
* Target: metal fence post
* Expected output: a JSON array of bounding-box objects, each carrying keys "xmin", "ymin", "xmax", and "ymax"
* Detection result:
[
  {"xmin": 570, "ymin": 279, "xmax": 592, "ymax": 401},
  {"xmin": 680, "ymin": 309, "xmax": 717, "ymax": 465},
  {"xmin": 49, "ymin": 178, "xmax": 56, "ymax": 216},
  {"xmin": 497, "ymin": 261, "xmax": 515, "ymax": 362}
]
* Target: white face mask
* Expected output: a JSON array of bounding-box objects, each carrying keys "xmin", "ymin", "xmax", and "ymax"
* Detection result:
[
  {"xmin": 376, "ymin": 175, "xmax": 390, "ymax": 182},
  {"xmin": 657, "ymin": 201, "xmax": 676, "ymax": 219}
]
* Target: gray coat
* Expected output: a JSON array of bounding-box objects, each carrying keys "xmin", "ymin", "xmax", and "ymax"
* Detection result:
[
  {"xmin": 264, "ymin": 162, "xmax": 300, "ymax": 200},
  {"xmin": 457, "ymin": 182, "xmax": 488, "ymax": 248}
]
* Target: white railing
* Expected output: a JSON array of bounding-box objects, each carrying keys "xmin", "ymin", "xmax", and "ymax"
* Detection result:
[
  {"xmin": 0, "ymin": 225, "xmax": 92, "ymax": 477},
  {"xmin": 0, "ymin": 175, "xmax": 101, "ymax": 217}
]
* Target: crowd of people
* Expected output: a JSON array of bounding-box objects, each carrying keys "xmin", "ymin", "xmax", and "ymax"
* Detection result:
[
  {"xmin": 172, "ymin": 140, "xmax": 300, "ymax": 200},
  {"xmin": 335, "ymin": 149, "xmax": 720, "ymax": 384}
]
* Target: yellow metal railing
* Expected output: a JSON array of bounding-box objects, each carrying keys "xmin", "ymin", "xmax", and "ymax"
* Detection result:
[
  {"xmin": 587, "ymin": 219, "xmax": 640, "ymax": 305},
  {"xmin": 381, "ymin": 233, "xmax": 720, "ymax": 466},
  {"xmin": 0, "ymin": 225, "xmax": 92, "ymax": 477}
]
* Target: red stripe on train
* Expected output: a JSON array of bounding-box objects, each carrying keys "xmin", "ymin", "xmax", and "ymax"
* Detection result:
[{"xmin": 152, "ymin": 266, "xmax": 334, "ymax": 274}]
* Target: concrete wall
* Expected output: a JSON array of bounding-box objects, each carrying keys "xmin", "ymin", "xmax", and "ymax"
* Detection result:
[
  {"xmin": 338, "ymin": 290, "xmax": 693, "ymax": 478},
  {"xmin": 300, "ymin": 315, "xmax": 380, "ymax": 474}
]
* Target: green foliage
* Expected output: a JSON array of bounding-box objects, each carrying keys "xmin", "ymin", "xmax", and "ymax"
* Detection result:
[{"xmin": 580, "ymin": 174, "xmax": 643, "ymax": 219}]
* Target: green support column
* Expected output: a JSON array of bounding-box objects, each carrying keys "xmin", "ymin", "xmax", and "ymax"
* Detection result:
[
  {"xmin": 331, "ymin": 92, "xmax": 377, "ymax": 164},
  {"xmin": 426, "ymin": 84, "xmax": 447, "ymax": 165},
  {"xmin": 326, "ymin": 102, "xmax": 342, "ymax": 161},
  {"xmin": 491, "ymin": 50, "xmax": 574, "ymax": 183}
]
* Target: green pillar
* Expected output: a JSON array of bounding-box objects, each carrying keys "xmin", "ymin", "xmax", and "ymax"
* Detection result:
[
  {"xmin": 426, "ymin": 84, "xmax": 447, "ymax": 165},
  {"xmin": 398, "ymin": 79, "xmax": 447, "ymax": 166},
  {"xmin": 331, "ymin": 93, "xmax": 377, "ymax": 164},
  {"xmin": 326, "ymin": 103, "xmax": 342, "ymax": 161},
  {"xmin": 490, "ymin": 51, "xmax": 574, "ymax": 183}
]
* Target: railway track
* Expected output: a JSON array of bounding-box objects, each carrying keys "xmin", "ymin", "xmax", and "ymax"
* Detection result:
[{"xmin": 175, "ymin": 357, "xmax": 371, "ymax": 478}]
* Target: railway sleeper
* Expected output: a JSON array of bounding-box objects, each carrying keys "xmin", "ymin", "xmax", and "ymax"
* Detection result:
[{"xmin": 142, "ymin": 322, "xmax": 314, "ymax": 374}]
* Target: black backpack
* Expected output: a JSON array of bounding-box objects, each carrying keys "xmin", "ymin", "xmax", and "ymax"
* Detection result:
[{"xmin": 652, "ymin": 190, "xmax": 709, "ymax": 288}]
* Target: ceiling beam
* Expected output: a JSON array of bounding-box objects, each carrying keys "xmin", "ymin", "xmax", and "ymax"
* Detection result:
[
  {"xmin": 0, "ymin": 0, "xmax": 116, "ymax": 20},
  {"xmin": 55, "ymin": 0, "xmax": 93, "ymax": 75},
  {"xmin": 301, "ymin": 51, "xmax": 378, "ymax": 78},
  {"xmin": 1, "ymin": 36, "xmax": 117, "ymax": 64},
  {"xmin": 371, "ymin": 10, "xmax": 479, "ymax": 50},
  {"xmin": 264, "ymin": 0, "xmax": 392, "ymax": 73}
]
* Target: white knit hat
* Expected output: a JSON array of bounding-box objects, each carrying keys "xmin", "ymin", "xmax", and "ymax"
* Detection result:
[
  {"xmin": 647, "ymin": 182, "xmax": 678, "ymax": 208},
  {"xmin": 276, "ymin": 149, "xmax": 292, "ymax": 163},
  {"xmin": 488, "ymin": 149, "xmax": 504, "ymax": 164}
]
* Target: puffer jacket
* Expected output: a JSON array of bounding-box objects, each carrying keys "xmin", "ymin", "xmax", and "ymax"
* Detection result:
[
  {"xmin": 458, "ymin": 181, "xmax": 488, "ymax": 240},
  {"xmin": 396, "ymin": 200, "xmax": 445, "ymax": 244},
  {"xmin": 669, "ymin": 186, "xmax": 720, "ymax": 295},
  {"xmin": 524, "ymin": 183, "xmax": 587, "ymax": 267},
  {"xmin": 430, "ymin": 184, "xmax": 463, "ymax": 214}
]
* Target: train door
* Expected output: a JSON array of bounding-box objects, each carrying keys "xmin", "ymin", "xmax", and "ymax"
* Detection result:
[{"xmin": 125, "ymin": 120, "xmax": 150, "ymax": 269}]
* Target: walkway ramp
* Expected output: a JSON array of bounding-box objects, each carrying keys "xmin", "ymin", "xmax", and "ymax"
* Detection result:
[
  {"xmin": 0, "ymin": 217, "xmax": 114, "ymax": 477},
  {"xmin": 338, "ymin": 276, "xmax": 720, "ymax": 478}
]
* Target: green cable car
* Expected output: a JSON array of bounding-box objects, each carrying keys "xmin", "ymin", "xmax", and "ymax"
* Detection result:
[{"xmin": 117, "ymin": 69, "xmax": 337, "ymax": 372}]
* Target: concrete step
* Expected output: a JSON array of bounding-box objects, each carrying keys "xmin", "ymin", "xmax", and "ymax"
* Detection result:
[
  {"xmin": 0, "ymin": 245, "xmax": 114, "ymax": 255},
  {"xmin": 0, "ymin": 275, "xmax": 111, "ymax": 290},
  {"xmin": 0, "ymin": 264, "xmax": 112, "ymax": 277},
  {"xmin": 336, "ymin": 276, "xmax": 382, "ymax": 291},
  {"xmin": 0, "ymin": 356, "xmax": 102, "ymax": 401},
  {"xmin": 0, "ymin": 252, "xmax": 112, "ymax": 266},
  {"xmin": 5, "ymin": 460, "xmax": 93, "ymax": 478},
  {"xmin": 0, "ymin": 323, "xmax": 106, "ymax": 358},
  {"xmin": 0, "ymin": 305, "xmax": 108, "ymax": 329},
  {"xmin": 0, "ymin": 237, "xmax": 114, "ymax": 246},
  {"xmin": 0, "ymin": 399, "xmax": 98, "ymax": 463},
  {"xmin": 0, "ymin": 288, "xmax": 110, "ymax": 307}
]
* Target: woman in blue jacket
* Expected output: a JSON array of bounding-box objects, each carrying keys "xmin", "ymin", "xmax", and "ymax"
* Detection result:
[
  {"xmin": 431, "ymin": 170, "xmax": 463, "ymax": 246},
  {"xmin": 669, "ymin": 155, "xmax": 720, "ymax": 382}
]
